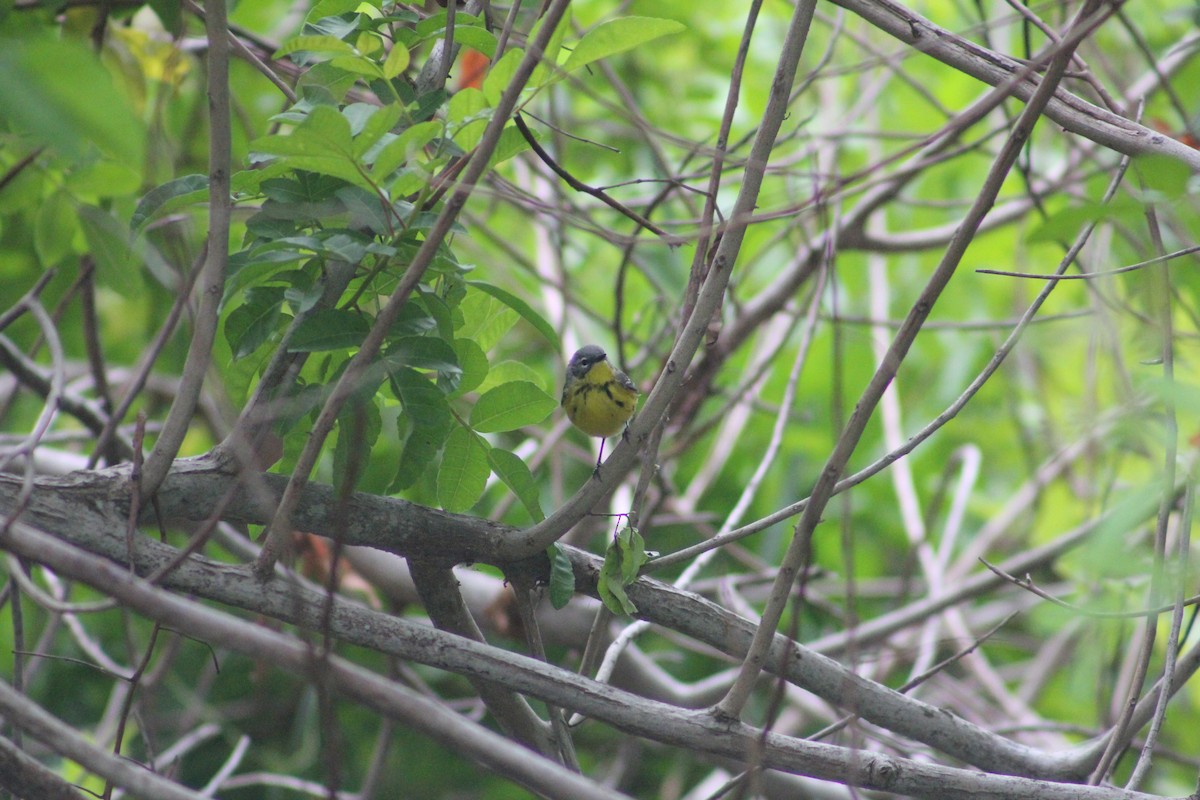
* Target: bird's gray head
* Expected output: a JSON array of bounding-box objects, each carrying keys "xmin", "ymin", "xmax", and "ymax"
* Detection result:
[{"xmin": 568, "ymin": 345, "xmax": 607, "ymax": 378}]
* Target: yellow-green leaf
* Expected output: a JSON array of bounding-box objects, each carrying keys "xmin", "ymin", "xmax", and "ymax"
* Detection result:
[{"xmin": 470, "ymin": 381, "xmax": 556, "ymax": 433}]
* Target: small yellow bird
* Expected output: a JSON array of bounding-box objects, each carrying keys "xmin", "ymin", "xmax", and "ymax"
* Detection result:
[{"xmin": 561, "ymin": 345, "xmax": 639, "ymax": 470}]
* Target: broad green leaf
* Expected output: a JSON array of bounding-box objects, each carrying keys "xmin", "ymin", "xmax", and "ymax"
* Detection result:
[
  {"xmin": 547, "ymin": 543, "xmax": 575, "ymax": 609},
  {"xmin": 487, "ymin": 447, "xmax": 544, "ymax": 522},
  {"xmin": 478, "ymin": 359, "xmax": 548, "ymax": 394},
  {"xmin": 411, "ymin": 88, "xmax": 450, "ymax": 123},
  {"xmin": 335, "ymin": 184, "xmax": 394, "ymax": 233},
  {"xmin": 371, "ymin": 120, "xmax": 442, "ymax": 179},
  {"xmin": 616, "ymin": 526, "xmax": 649, "ymax": 583},
  {"xmin": 470, "ymin": 381, "xmax": 556, "ymax": 433},
  {"xmin": 312, "ymin": 230, "xmax": 370, "ymax": 263},
  {"xmin": 383, "ymin": 336, "xmax": 461, "ymax": 377},
  {"xmin": 1026, "ymin": 199, "xmax": 1139, "ymax": 245},
  {"xmin": 283, "ymin": 271, "xmax": 325, "ymax": 315},
  {"xmin": 488, "ymin": 124, "xmax": 533, "ymax": 167},
  {"xmin": 455, "ymin": 27, "xmax": 498, "ymax": 59},
  {"xmin": 482, "ymin": 47, "xmax": 522, "ymax": 106},
  {"xmin": 334, "ymin": 397, "xmax": 382, "ymax": 493},
  {"xmin": 78, "ymin": 205, "xmax": 177, "ymax": 291},
  {"xmin": 250, "ymin": 105, "xmax": 368, "ymax": 188},
  {"xmin": 562, "ymin": 17, "xmax": 686, "ymax": 74},
  {"xmin": 34, "ymin": 191, "xmax": 78, "ymax": 266},
  {"xmin": 355, "ymin": 31, "xmax": 383, "ymax": 58},
  {"xmin": 261, "ymin": 172, "xmax": 344, "ymax": 204},
  {"xmin": 288, "ymin": 308, "xmax": 371, "ymax": 352},
  {"xmin": 1133, "ymin": 154, "xmax": 1191, "ymax": 199},
  {"xmin": 418, "ymin": 287, "xmax": 456, "ymax": 342},
  {"xmin": 0, "ymin": 37, "xmax": 145, "ymax": 164},
  {"xmin": 448, "ymin": 338, "xmax": 489, "ymax": 398},
  {"xmin": 78, "ymin": 205, "xmax": 135, "ymax": 291},
  {"xmin": 390, "ymin": 366, "xmax": 453, "ymax": 491},
  {"xmin": 391, "ymin": 410, "xmax": 451, "ymax": 491},
  {"xmin": 65, "ymin": 159, "xmax": 141, "ymax": 199},
  {"xmin": 383, "ymin": 43, "xmax": 411, "ymax": 79},
  {"xmin": 308, "ymin": 0, "xmax": 362, "ymax": 19},
  {"xmin": 467, "ymin": 280, "xmax": 560, "ymax": 348},
  {"xmin": 225, "ymin": 287, "xmax": 285, "ymax": 360},
  {"xmin": 437, "ymin": 426, "xmax": 489, "ymax": 512},
  {"xmin": 351, "ymin": 102, "xmax": 404, "ymax": 158},
  {"xmin": 131, "ymin": 174, "xmax": 209, "ymax": 231},
  {"xmin": 390, "ymin": 365, "xmax": 452, "ymax": 426},
  {"xmin": 457, "ymin": 290, "xmax": 518, "ymax": 353},
  {"xmin": 415, "ymin": 11, "xmax": 485, "ymax": 37},
  {"xmin": 597, "ymin": 545, "xmax": 638, "ymax": 615},
  {"xmin": 330, "ymin": 54, "xmax": 386, "ymax": 80},
  {"xmin": 529, "ymin": 9, "xmax": 571, "ymax": 88},
  {"xmin": 274, "ymin": 34, "xmax": 357, "ymax": 60},
  {"xmin": 447, "ymin": 88, "xmax": 490, "ymax": 151},
  {"xmin": 596, "ymin": 525, "xmax": 647, "ymax": 615},
  {"xmin": 388, "ymin": 303, "xmax": 438, "ymax": 338}
]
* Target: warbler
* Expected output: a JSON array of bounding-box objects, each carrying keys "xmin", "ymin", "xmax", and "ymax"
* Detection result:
[{"xmin": 561, "ymin": 345, "xmax": 639, "ymax": 469}]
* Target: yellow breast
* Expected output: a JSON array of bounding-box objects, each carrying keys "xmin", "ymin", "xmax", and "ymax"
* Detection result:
[{"xmin": 563, "ymin": 359, "xmax": 638, "ymax": 438}]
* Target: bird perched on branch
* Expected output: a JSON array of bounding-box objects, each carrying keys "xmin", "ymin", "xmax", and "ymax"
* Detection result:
[{"xmin": 561, "ymin": 345, "xmax": 639, "ymax": 471}]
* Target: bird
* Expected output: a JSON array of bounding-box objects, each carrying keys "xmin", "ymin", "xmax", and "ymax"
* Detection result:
[{"xmin": 561, "ymin": 345, "xmax": 639, "ymax": 472}]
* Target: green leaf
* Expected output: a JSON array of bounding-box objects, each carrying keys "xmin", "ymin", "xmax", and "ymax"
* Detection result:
[
  {"xmin": 478, "ymin": 359, "xmax": 548, "ymax": 394},
  {"xmin": 487, "ymin": 447, "xmax": 544, "ymax": 522},
  {"xmin": 467, "ymin": 280, "xmax": 560, "ymax": 348},
  {"xmin": 391, "ymin": 409, "xmax": 449, "ymax": 491},
  {"xmin": 457, "ymin": 290, "xmax": 518, "ymax": 352},
  {"xmin": 308, "ymin": 0, "xmax": 362, "ymax": 19},
  {"xmin": 482, "ymin": 47, "xmax": 522, "ymax": 106},
  {"xmin": 470, "ymin": 381, "xmax": 557, "ymax": 433},
  {"xmin": 597, "ymin": 548, "xmax": 638, "ymax": 616},
  {"xmin": 437, "ymin": 426, "xmax": 489, "ymax": 512},
  {"xmin": 415, "ymin": 10, "xmax": 485, "ymax": 37},
  {"xmin": 388, "ymin": 303, "xmax": 438, "ymax": 337},
  {"xmin": 547, "ymin": 543, "xmax": 575, "ymax": 609},
  {"xmin": 274, "ymin": 34, "xmax": 358, "ymax": 60},
  {"xmin": 34, "ymin": 191, "xmax": 78, "ymax": 266},
  {"xmin": 371, "ymin": 120, "xmax": 442, "ymax": 179},
  {"xmin": 596, "ymin": 525, "xmax": 647, "ymax": 616},
  {"xmin": 447, "ymin": 88, "xmax": 490, "ymax": 151},
  {"xmin": 225, "ymin": 287, "xmax": 285, "ymax": 360},
  {"xmin": 329, "ymin": 54, "xmax": 386, "ymax": 80},
  {"xmin": 131, "ymin": 174, "xmax": 209, "ymax": 232},
  {"xmin": 250, "ymin": 106, "xmax": 368, "ymax": 188},
  {"xmin": 390, "ymin": 365, "xmax": 452, "ymax": 426},
  {"xmin": 448, "ymin": 338, "xmax": 489, "ymax": 398},
  {"xmin": 383, "ymin": 336, "xmax": 461, "ymax": 377},
  {"xmin": 352, "ymin": 102, "xmax": 405, "ymax": 158},
  {"xmin": 288, "ymin": 308, "xmax": 371, "ymax": 352},
  {"xmin": 0, "ymin": 37, "xmax": 145, "ymax": 164},
  {"xmin": 334, "ymin": 397, "xmax": 382, "ymax": 493},
  {"xmin": 616, "ymin": 525, "xmax": 649, "ymax": 583},
  {"xmin": 488, "ymin": 124, "xmax": 533, "ymax": 168},
  {"xmin": 455, "ymin": 26, "xmax": 498, "ymax": 59},
  {"xmin": 383, "ymin": 43, "xmax": 411, "ymax": 79},
  {"xmin": 529, "ymin": 9, "xmax": 571, "ymax": 88},
  {"xmin": 1027, "ymin": 197, "xmax": 1143, "ymax": 245},
  {"xmin": 78, "ymin": 205, "xmax": 136, "ymax": 291},
  {"xmin": 1133, "ymin": 153, "xmax": 1192, "ymax": 199},
  {"xmin": 389, "ymin": 366, "xmax": 453, "ymax": 491},
  {"xmin": 65, "ymin": 159, "xmax": 141, "ymax": 199},
  {"xmin": 562, "ymin": 17, "xmax": 686, "ymax": 74}
]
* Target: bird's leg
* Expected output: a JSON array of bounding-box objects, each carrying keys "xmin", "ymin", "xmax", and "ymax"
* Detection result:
[{"xmin": 592, "ymin": 438, "xmax": 606, "ymax": 480}]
